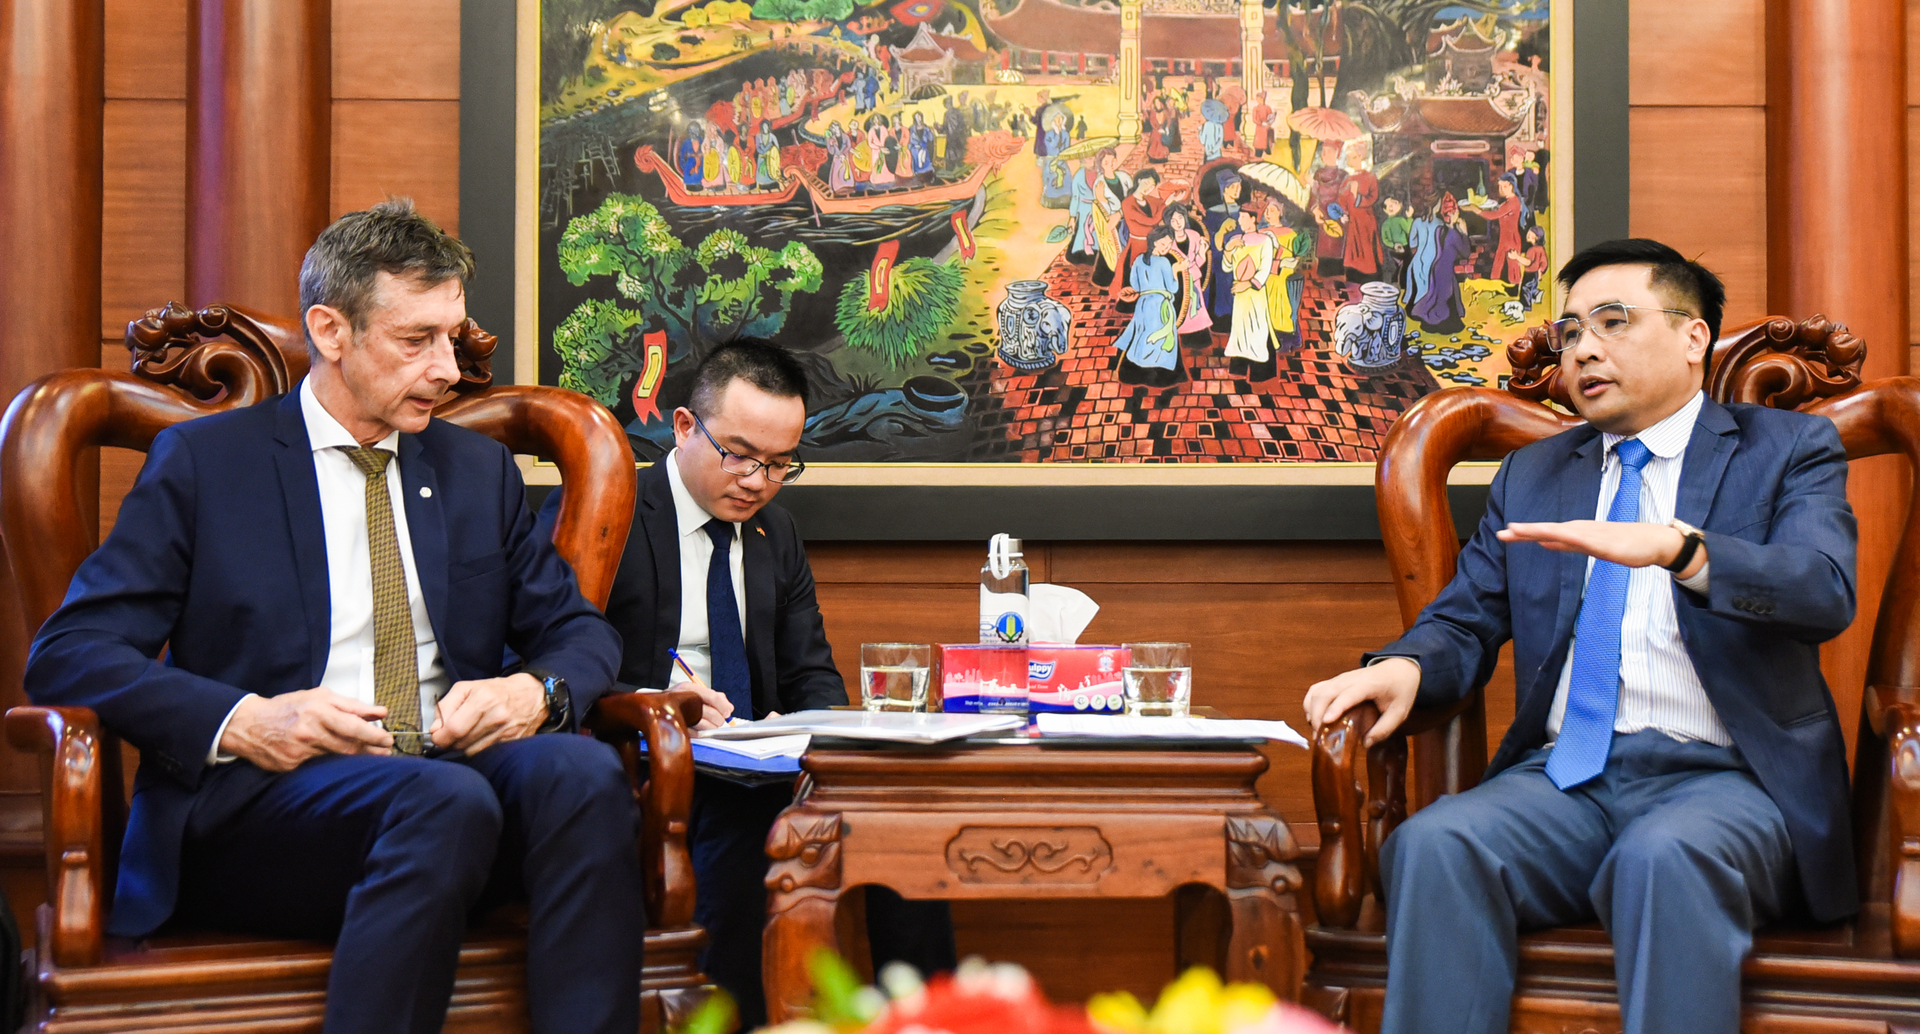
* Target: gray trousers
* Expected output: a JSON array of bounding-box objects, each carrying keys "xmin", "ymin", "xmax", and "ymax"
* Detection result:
[{"xmin": 1379, "ymin": 730, "xmax": 1797, "ymax": 1034}]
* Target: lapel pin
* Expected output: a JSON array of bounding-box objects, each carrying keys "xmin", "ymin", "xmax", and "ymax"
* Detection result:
[
  {"xmin": 420, "ymin": 486, "xmax": 432, "ymax": 498},
  {"xmin": 756, "ymin": 526, "xmax": 765, "ymax": 536}
]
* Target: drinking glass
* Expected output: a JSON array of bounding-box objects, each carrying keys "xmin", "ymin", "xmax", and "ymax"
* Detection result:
[
  {"xmin": 1122, "ymin": 642, "xmax": 1193, "ymax": 717},
  {"xmin": 860, "ymin": 643, "xmax": 932, "ymax": 711}
]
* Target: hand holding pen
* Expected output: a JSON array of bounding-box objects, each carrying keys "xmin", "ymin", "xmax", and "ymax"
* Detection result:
[{"xmin": 668, "ymin": 648, "xmax": 743, "ymax": 731}]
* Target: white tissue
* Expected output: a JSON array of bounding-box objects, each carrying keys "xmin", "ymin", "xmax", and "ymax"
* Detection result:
[{"xmin": 1027, "ymin": 583, "xmax": 1099, "ymax": 644}]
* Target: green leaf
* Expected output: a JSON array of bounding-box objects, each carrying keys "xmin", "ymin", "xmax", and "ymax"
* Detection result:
[
  {"xmin": 806, "ymin": 947, "xmax": 866, "ymax": 1026},
  {"xmin": 668, "ymin": 988, "xmax": 737, "ymax": 1034}
]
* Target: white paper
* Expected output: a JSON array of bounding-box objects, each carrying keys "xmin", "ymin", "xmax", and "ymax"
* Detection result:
[
  {"xmin": 699, "ymin": 709, "xmax": 1027, "ymax": 744},
  {"xmin": 692, "ymin": 733, "xmax": 811, "ymax": 760},
  {"xmin": 1028, "ymin": 583, "xmax": 1100, "ymax": 644},
  {"xmin": 1034, "ymin": 713, "xmax": 1309, "ymax": 748}
]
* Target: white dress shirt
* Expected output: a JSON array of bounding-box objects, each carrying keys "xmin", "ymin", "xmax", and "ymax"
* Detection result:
[
  {"xmin": 207, "ymin": 379, "xmax": 448, "ymax": 761},
  {"xmin": 1544, "ymin": 390, "xmax": 1729, "ymax": 746},
  {"xmin": 664, "ymin": 448, "xmax": 747, "ymax": 686}
]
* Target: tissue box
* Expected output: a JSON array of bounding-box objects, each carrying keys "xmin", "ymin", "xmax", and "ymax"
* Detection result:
[
  {"xmin": 1027, "ymin": 644, "xmax": 1131, "ymax": 713},
  {"xmin": 937, "ymin": 644, "xmax": 1029, "ymax": 713}
]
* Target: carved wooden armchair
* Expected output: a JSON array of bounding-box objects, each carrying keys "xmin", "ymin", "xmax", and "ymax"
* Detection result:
[
  {"xmin": 0, "ymin": 304, "xmax": 712, "ymax": 1032},
  {"xmin": 1302, "ymin": 316, "xmax": 1920, "ymax": 1031}
]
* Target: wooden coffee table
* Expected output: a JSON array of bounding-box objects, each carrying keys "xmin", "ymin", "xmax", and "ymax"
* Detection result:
[{"xmin": 760, "ymin": 739, "xmax": 1306, "ymax": 1022}]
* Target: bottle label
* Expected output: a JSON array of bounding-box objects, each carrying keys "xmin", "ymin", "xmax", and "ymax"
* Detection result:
[{"xmin": 980, "ymin": 588, "xmax": 1029, "ymax": 644}]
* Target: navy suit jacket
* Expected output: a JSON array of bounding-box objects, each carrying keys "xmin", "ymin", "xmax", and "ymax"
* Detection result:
[
  {"xmin": 1367, "ymin": 397, "xmax": 1860, "ymax": 923},
  {"xmin": 25, "ymin": 391, "xmax": 623, "ymax": 938},
  {"xmin": 539, "ymin": 460, "xmax": 844, "ymax": 716}
]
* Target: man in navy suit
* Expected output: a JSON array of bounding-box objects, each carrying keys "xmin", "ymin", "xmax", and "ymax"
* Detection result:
[
  {"xmin": 26, "ymin": 199, "xmax": 641, "ymax": 1034},
  {"xmin": 1303, "ymin": 239, "xmax": 1857, "ymax": 1034},
  {"xmin": 541, "ymin": 340, "xmax": 954, "ymax": 1028}
]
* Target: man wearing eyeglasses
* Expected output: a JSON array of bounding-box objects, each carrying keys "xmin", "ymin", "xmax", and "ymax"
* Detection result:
[
  {"xmin": 1302, "ymin": 239, "xmax": 1857, "ymax": 1033},
  {"xmin": 542, "ymin": 338, "xmax": 955, "ymax": 1027}
]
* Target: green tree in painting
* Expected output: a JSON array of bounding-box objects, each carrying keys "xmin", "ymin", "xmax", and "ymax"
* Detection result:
[
  {"xmin": 834, "ymin": 258, "xmax": 965, "ymax": 369},
  {"xmin": 749, "ymin": 0, "xmax": 853, "ymax": 21},
  {"xmin": 554, "ymin": 192, "xmax": 824, "ymax": 407}
]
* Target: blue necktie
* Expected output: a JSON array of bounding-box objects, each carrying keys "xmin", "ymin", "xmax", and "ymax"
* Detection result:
[
  {"xmin": 1546, "ymin": 438, "xmax": 1654, "ymax": 791},
  {"xmin": 703, "ymin": 519, "xmax": 753, "ymax": 719}
]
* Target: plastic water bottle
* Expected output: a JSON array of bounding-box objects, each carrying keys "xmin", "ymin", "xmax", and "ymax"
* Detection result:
[{"xmin": 979, "ymin": 533, "xmax": 1030, "ymax": 646}]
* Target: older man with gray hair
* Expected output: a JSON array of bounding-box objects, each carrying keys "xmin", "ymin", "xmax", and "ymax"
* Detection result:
[{"xmin": 25, "ymin": 198, "xmax": 640, "ymax": 1034}]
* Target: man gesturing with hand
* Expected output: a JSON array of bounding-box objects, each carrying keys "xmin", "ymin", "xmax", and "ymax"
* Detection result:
[
  {"xmin": 26, "ymin": 200, "xmax": 639, "ymax": 1034},
  {"xmin": 1304, "ymin": 239, "xmax": 1857, "ymax": 1034}
]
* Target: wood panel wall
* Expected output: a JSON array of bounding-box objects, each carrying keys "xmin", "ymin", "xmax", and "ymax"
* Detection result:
[
  {"xmin": 67, "ymin": 0, "xmax": 1914, "ymax": 1007},
  {"xmin": 97, "ymin": 0, "xmax": 461, "ymax": 541}
]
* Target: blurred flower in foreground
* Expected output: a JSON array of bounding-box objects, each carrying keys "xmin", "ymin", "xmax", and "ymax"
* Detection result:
[
  {"xmin": 677, "ymin": 953, "xmax": 1342, "ymax": 1034},
  {"xmin": 1088, "ymin": 967, "xmax": 1341, "ymax": 1034}
]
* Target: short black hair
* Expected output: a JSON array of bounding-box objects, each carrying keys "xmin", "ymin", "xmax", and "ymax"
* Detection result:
[
  {"xmin": 687, "ymin": 338, "xmax": 809, "ymax": 418},
  {"xmin": 1556, "ymin": 237, "xmax": 1726, "ymax": 345}
]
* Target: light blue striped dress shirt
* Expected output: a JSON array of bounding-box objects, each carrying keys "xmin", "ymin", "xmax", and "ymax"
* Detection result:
[{"xmin": 1544, "ymin": 391, "xmax": 1729, "ymax": 746}]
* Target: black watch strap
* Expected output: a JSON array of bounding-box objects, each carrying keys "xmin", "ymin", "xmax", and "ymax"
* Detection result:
[
  {"xmin": 528, "ymin": 670, "xmax": 571, "ymax": 733},
  {"xmin": 1663, "ymin": 520, "xmax": 1705, "ymax": 574}
]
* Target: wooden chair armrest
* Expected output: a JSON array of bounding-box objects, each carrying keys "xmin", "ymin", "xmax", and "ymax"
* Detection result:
[
  {"xmin": 4, "ymin": 706, "xmax": 109, "ymax": 966},
  {"xmin": 586, "ymin": 690, "xmax": 705, "ymax": 928},
  {"xmin": 1311, "ymin": 701, "xmax": 1415, "ymax": 929},
  {"xmin": 1868, "ymin": 689, "xmax": 1920, "ymax": 957},
  {"xmin": 1311, "ymin": 703, "xmax": 1373, "ymax": 928}
]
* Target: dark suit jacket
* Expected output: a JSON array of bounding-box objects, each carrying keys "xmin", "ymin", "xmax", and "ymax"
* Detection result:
[
  {"xmin": 541, "ymin": 459, "xmax": 844, "ymax": 716},
  {"xmin": 25, "ymin": 391, "xmax": 623, "ymax": 938},
  {"xmin": 1367, "ymin": 397, "xmax": 1860, "ymax": 923}
]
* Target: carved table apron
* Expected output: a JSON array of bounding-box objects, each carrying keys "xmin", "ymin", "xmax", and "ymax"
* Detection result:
[{"xmin": 760, "ymin": 744, "xmax": 1306, "ymax": 1022}]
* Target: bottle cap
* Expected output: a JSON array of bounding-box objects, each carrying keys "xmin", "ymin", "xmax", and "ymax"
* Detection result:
[{"xmin": 987, "ymin": 533, "xmax": 1023, "ymax": 578}]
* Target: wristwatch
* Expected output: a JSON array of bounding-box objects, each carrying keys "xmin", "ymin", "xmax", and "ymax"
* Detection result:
[
  {"xmin": 527, "ymin": 670, "xmax": 572, "ymax": 734},
  {"xmin": 1663, "ymin": 518, "xmax": 1706, "ymax": 574}
]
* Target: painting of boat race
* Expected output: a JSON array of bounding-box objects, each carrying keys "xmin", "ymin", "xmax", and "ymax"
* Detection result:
[{"xmin": 536, "ymin": 0, "xmax": 1557, "ymax": 464}]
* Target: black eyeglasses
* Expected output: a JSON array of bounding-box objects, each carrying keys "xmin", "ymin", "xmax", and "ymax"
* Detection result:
[
  {"xmin": 1547, "ymin": 302, "xmax": 1697, "ymax": 353},
  {"xmin": 692, "ymin": 414, "xmax": 806, "ymax": 484}
]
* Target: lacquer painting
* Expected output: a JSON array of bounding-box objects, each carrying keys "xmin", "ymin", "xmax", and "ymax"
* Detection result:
[{"xmin": 535, "ymin": 0, "xmax": 1557, "ymax": 466}]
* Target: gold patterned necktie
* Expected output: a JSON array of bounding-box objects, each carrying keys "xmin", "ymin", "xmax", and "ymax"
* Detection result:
[{"xmin": 339, "ymin": 446, "xmax": 424, "ymax": 754}]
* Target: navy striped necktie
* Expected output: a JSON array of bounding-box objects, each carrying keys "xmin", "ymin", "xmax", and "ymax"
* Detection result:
[{"xmin": 703, "ymin": 519, "xmax": 753, "ymax": 719}]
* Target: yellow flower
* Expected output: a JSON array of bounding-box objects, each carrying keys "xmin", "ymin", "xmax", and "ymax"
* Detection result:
[
  {"xmin": 1087, "ymin": 990, "xmax": 1150, "ymax": 1033},
  {"xmin": 1146, "ymin": 968, "xmax": 1224, "ymax": 1034}
]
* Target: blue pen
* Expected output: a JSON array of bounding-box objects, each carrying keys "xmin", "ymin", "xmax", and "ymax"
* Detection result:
[{"xmin": 670, "ymin": 649, "xmax": 747, "ymax": 726}]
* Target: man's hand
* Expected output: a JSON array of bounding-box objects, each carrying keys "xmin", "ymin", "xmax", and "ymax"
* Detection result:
[
  {"xmin": 1302, "ymin": 657, "xmax": 1421, "ymax": 747},
  {"xmin": 219, "ymin": 689, "xmax": 394, "ymax": 772},
  {"xmin": 1497, "ymin": 520, "xmax": 1701, "ymax": 577},
  {"xmin": 429, "ymin": 673, "xmax": 548, "ymax": 754},
  {"xmin": 670, "ymin": 681, "xmax": 736, "ymax": 730}
]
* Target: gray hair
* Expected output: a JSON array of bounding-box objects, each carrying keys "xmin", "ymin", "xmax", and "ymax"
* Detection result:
[{"xmin": 298, "ymin": 198, "xmax": 474, "ymax": 352}]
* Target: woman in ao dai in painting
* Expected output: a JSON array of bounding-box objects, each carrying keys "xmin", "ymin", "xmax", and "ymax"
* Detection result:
[
  {"xmin": 1223, "ymin": 207, "xmax": 1277, "ymax": 381},
  {"xmin": 827, "ymin": 122, "xmax": 854, "ymax": 194},
  {"xmin": 1163, "ymin": 204, "xmax": 1213, "ymax": 349},
  {"xmin": 867, "ymin": 116, "xmax": 896, "ymax": 189},
  {"xmin": 1113, "ymin": 226, "xmax": 1187, "ymax": 387}
]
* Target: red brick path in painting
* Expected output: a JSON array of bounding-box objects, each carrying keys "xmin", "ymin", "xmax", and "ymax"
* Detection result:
[{"xmin": 960, "ymin": 97, "xmax": 1440, "ymax": 464}]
